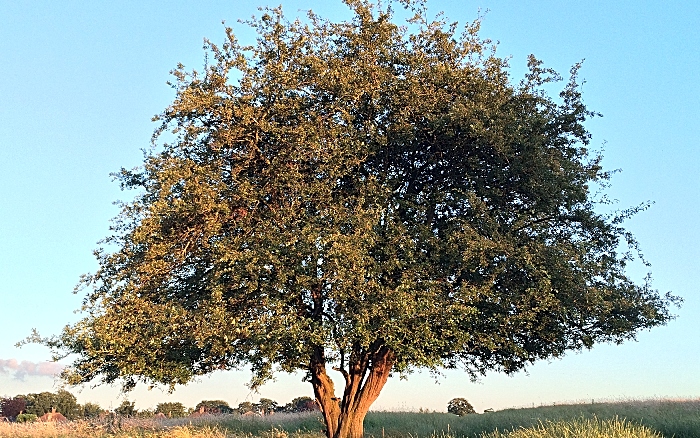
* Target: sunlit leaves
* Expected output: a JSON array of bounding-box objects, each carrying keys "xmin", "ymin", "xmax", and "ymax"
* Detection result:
[{"xmin": 41, "ymin": 0, "xmax": 676, "ymax": 398}]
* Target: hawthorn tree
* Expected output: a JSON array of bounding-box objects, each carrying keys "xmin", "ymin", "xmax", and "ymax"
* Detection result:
[{"xmin": 36, "ymin": 1, "xmax": 678, "ymax": 437}]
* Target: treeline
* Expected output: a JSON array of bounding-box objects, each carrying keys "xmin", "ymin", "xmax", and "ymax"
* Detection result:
[
  {"xmin": 0, "ymin": 390, "xmax": 87, "ymax": 421},
  {"xmin": 0, "ymin": 391, "xmax": 318, "ymax": 422}
]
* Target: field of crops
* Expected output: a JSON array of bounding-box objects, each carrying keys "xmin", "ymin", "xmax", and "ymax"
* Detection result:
[{"xmin": 0, "ymin": 399, "xmax": 698, "ymax": 438}]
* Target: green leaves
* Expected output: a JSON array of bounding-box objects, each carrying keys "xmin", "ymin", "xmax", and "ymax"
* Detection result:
[{"xmin": 40, "ymin": 0, "xmax": 676, "ymax": 400}]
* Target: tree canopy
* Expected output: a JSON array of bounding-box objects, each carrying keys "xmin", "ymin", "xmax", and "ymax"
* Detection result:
[
  {"xmin": 81, "ymin": 402, "xmax": 103, "ymax": 418},
  {"xmin": 155, "ymin": 402, "xmax": 187, "ymax": 417},
  {"xmin": 195, "ymin": 400, "xmax": 234, "ymax": 414},
  {"xmin": 0, "ymin": 397, "xmax": 27, "ymax": 420},
  {"xmin": 447, "ymin": 397, "xmax": 475, "ymax": 416},
  {"xmin": 21, "ymin": 390, "xmax": 81, "ymax": 420},
  {"xmin": 37, "ymin": 1, "xmax": 678, "ymax": 437},
  {"xmin": 114, "ymin": 400, "xmax": 137, "ymax": 417}
]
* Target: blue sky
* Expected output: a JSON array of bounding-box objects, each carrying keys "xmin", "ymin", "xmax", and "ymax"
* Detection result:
[{"xmin": 0, "ymin": 0, "xmax": 698, "ymax": 412}]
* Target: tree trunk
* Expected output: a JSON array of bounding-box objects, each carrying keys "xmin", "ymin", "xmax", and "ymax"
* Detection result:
[{"xmin": 311, "ymin": 346, "xmax": 395, "ymax": 438}]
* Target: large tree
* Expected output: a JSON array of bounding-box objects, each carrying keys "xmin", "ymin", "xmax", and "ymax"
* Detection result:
[{"xmin": 37, "ymin": 1, "xmax": 678, "ymax": 437}]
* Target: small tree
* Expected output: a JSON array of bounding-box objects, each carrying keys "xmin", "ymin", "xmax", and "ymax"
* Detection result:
[
  {"xmin": 195, "ymin": 400, "xmax": 233, "ymax": 414},
  {"xmin": 257, "ymin": 398, "xmax": 279, "ymax": 415},
  {"xmin": 447, "ymin": 398, "xmax": 475, "ymax": 416},
  {"xmin": 35, "ymin": 1, "xmax": 679, "ymax": 438},
  {"xmin": 285, "ymin": 397, "xmax": 319, "ymax": 413},
  {"xmin": 237, "ymin": 401, "xmax": 255, "ymax": 414},
  {"xmin": 114, "ymin": 400, "xmax": 137, "ymax": 417},
  {"xmin": 155, "ymin": 402, "xmax": 186, "ymax": 417},
  {"xmin": 81, "ymin": 402, "xmax": 103, "ymax": 418}
]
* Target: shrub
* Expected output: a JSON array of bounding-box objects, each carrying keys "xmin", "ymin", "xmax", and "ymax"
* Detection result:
[
  {"xmin": 448, "ymin": 398, "xmax": 476, "ymax": 416},
  {"xmin": 16, "ymin": 413, "xmax": 37, "ymax": 423},
  {"xmin": 81, "ymin": 401, "xmax": 103, "ymax": 418}
]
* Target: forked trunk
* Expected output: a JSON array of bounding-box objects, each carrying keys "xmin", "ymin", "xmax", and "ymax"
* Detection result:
[{"xmin": 311, "ymin": 346, "xmax": 395, "ymax": 438}]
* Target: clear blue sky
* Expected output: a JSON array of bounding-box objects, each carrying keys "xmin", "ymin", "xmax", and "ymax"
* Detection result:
[{"xmin": 1, "ymin": 0, "xmax": 698, "ymax": 412}]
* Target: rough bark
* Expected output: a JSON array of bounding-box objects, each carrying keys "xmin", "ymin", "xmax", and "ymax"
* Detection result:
[{"xmin": 311, "ymin": 346, "xmax": 395, "ymax": 438}]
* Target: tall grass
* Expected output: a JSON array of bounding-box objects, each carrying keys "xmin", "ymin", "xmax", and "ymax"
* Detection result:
[
  {"xmin": 0, "ymin": 399, "xmax": 697, "ymax": 438},
  {"xmin": 0, "ymin": 412, "xmax": 325, "ymax": 438},
  {"xmin": 364, "ymin": 399, "xmax": 700, "ymax": 438},
  {"xmin": 480, "ymin": 417, "xmax": 662, "ymax": 438}
]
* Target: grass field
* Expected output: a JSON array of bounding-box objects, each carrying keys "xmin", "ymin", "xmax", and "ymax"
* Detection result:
[{"xmin": 0, "ymin": 399, "xmax": 697, "ymax": 438}]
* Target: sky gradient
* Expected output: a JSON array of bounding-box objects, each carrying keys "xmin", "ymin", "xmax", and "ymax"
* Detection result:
[{"xmin": 0, "ymin": 0, "xmax": 698, "ymax": 412}]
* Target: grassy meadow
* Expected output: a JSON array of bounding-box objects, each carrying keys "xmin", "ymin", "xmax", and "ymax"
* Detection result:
[{"xmin": 0, "ymin": 399, "xmax": 698, "ymax": 438}]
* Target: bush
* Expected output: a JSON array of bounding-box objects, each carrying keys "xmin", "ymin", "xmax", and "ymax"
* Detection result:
[
  {"xmin": 15, "ymin": 413, "xmax": 37, "ymax": 423},
  {"xmin": 448, "ymin": 398, "xmax": 476, "ymax": 416},
  {"xmin": 81, "ymin": 401, "xmax": 103, "ymax": 418}
]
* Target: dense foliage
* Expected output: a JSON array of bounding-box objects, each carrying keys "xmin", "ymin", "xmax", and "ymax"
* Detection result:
[
  {"xmin": 114, "ymin": 400, "xmax": 137, "ymax": 417},
  {"xmin": 155, "ymin": 402, "xmax": 187, "ymax": 418},
  {"xmin": 448, "ymin": 398, "xmax": 476, "ymax": 416},
  {"xmin": 0, "ymin": 396, "xmax": 27, "ymax": 420},
  {"xmin": 37, "ymin": 0, "xmax": 678, "ymax": 437},
  {"xmin": 195, "ymin": 400, "xmax": 234, "ymax": 414},
  {"xmin": 21, "ymin": 390, "xmax": 81, "ymax": 420},
  {"xmin": 1, "ymin": 392, "xmax": 103, "ymax": 421},
  {"xmin": 284, "ymin": 397, "xmax": 320, "ymax": 413},
  {"xmin": 15, "ymin": 413, "xmax": 37, "ymax": 423},
  {"xmin": 82, "ymin": 402, "xmax": 103, "ymax": 418}
]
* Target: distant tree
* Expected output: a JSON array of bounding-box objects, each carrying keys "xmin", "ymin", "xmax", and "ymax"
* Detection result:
[
  {"xmin": 237, "ymin": 401, "xmax": 255, "ymax": 414},
  {"xmin": 195, "ymin": 400, "xmax": 233, "ymax": 414},
  {"xmin": 257, "ymin": 398, "xmax": 279, "ymax": 415},
  {"xmin": 447, "ymin": 398, "xmax": 475, "ymax": 416},
  {"xmin": 36, "ymin": 1, "xmax": 680, "ymax": 437},
  {"xmin": 285, "ymin": 397, "xmax": 319, "ymax": 413},
  {"xmin": 155, "ymin": 402, "xmax": 186, "ymax": 418},
  {"xmin": 0, "ymin": 396, "xmax": 27, "ymax": 420},
  {"xmin": 22, "ymin": 390, "xmax": 81, "ymax": 420},
  {"xmin": 137, "ymin": 408, "xmax": 155, "ymax": 418},
  {"xmin": 81, "ymin": 402, "xmax": 103, "ymax": 418},
  {"xmin": 114, "ymin": 400, "xmax": 137, "ymax": 417}
]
